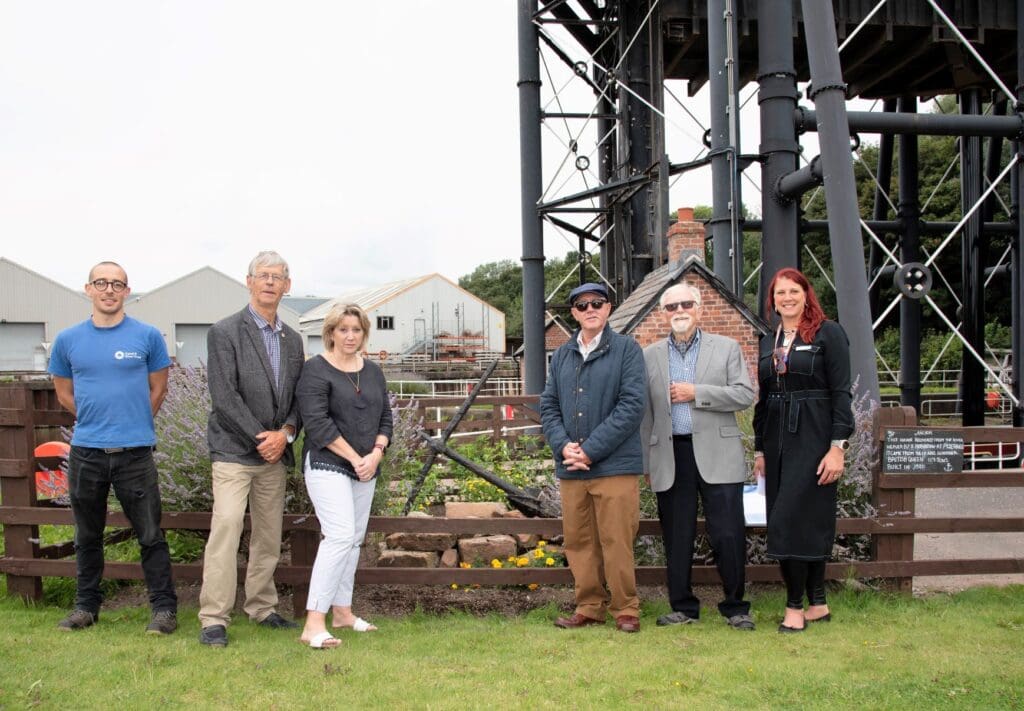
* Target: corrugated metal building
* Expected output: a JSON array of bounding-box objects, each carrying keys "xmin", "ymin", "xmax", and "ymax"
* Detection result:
[
  {"xmin": 1, "ymin": 262, "xmax": 504, "ymax": 369},
  {"xmin": 0, "ymin": 258, "xmax": 90, "ymax": 370},
  {"xmin": 301, "ymin": 273, "xmax": 506, "ymax": 358}
]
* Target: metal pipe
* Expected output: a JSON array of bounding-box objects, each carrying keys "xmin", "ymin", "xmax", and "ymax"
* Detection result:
[
  {"xmin": 1014, "ymin": 0, "xmax": 1024, "ymax": 427},
  {"xmin": 960, "ymin": 89, "xmax": 986, "ymax": 425},
  {"xmin": 776, "ymin": 155, "xmax": 823, "ymax": 200},
  {"xmin": 706, "ymin": 0, "xmax": 744, "ymax": 293},
  {"xmin": 621, "ymin": 2, "xmax": 654, "ymax": 290},
  {"xmin": 799, "ymin": 0, "xmax": 880, "ymax": 400},
  {"xmin": 518, "ymin": 0, "xmax": 546, "ymax": 396},
  {"xmin": 802, "ymin": 220, "xmax": 1017, "ymax": 235},
  {"xmin": 757, "ymin": 0, "xmax": 800, "ymax": 312},
  {"xmin": 868, "ymin": 101, "xmax": 897, "ymax": 320},
  {"xmin": 796, "ymin": 109, "xmax": 1024, "ymax": 138},
  {"xmin": 898, "ymin": 96, "xmax": 922, "ymax": 412}
]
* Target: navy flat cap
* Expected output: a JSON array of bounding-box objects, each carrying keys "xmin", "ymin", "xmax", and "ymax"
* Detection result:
[{"xmin": 567, "ymin": 282, "xmax": 610, "ymax": 304}]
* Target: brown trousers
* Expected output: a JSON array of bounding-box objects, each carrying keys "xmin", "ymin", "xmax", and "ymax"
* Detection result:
[{"xmin": 559, "ymin": 475, "xmax": 640, "ymax": 619}]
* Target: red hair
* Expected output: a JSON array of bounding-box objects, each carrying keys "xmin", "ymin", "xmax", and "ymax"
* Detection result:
[{"xmin": 765, "ymin": 267, "xmax": 827, "ymax": 343}]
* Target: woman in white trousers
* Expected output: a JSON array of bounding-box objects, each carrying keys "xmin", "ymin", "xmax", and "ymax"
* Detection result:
[{"xmin": 295, "ymin": 304, "xmax": 392, "ymax": 649}]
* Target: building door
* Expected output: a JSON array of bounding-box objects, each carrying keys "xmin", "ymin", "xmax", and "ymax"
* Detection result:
[
  {"xmin": 306, "ymin": 335, "xmax": 324, "ymax": 356},
  {"xmin": 0, "ymin": 322, "xmax": 46, "ymax": 371},
  {"xmin": 413, "ymin": 318, "xmax": 426, "ymax": 353},
  {"xmin": 174, "ymin": 324, "xmax": 211, "ymax": 367}
]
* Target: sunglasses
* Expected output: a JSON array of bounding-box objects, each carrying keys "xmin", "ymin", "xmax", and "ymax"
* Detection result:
[
  {"xmin": 773, "ymin": 347, "xmax": 789, "ymax": 375},
  {"xmin": 573, "ymin": 299, "xmax": 608, "ymax": 312},
  {"xmin": 663, "ymin": 300, "xmax": 697, "ymax": 312}
]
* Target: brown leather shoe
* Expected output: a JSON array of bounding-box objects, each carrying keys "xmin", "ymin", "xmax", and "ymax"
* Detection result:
[
  {"xmin": 615, "ymin": 615, "xmax": 640, "ymax": 633},
  {"xmin": 553, "ymin": 613, "xmax": 605, "ymax": 629}
]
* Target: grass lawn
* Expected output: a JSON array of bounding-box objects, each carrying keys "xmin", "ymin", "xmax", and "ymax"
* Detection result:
[{"xmin": 0, "ymin": 583, "xmax": 1021, "ymax": 709}]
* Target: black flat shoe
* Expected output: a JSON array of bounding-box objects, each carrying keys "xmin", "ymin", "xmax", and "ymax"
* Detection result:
[
  {"xmin": 806, "ymin": 613, "xmax": 832, "ymax": 623},
  {"xmin": 259, "ymin": 612, "xmax": 299, "ymax": 629},
  {"xmin": 777, "ymin": 623, "xmax": 805, "ymax": 633}
]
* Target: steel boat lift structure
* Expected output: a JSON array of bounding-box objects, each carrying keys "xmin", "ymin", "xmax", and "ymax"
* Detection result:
[{"xmin": 517, "ymin": 0, "xmax": 1023, "ymax": 429}]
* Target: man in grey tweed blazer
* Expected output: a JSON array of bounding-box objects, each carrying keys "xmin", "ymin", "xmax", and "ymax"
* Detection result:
[{"xmin": 198, "ymin": 251, "xmax": 305, "ymax": 647}]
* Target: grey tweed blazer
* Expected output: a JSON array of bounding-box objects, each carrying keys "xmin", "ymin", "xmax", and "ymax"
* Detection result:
[{"xmin": 206, "ymin": 306, "xmax": 304, "ymax": 466}]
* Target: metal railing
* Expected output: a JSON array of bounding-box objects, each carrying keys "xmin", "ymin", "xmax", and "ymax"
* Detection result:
[{"xmin": 389, "ymin": 377, "xmax": 522, "ymax": 398}]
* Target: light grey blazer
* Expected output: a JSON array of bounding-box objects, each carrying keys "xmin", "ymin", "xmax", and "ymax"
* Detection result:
[{"xmin": 640, "ymin": 331, "xmax": 754, "ymax": 491}]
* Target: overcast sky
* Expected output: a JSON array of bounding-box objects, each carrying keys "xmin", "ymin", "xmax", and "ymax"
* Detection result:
[{"xmin": 0, "ymin": 2, "xmax": 796, "ymax": 298}]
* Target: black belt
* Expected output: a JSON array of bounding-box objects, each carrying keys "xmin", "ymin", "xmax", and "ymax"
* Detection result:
[
  {"xmin": 75, "ymin": 445, "xmax": 153, "ymax": 455},
  {"xmin": 766, "ymin": 389, "xmax": 831, "ymax": 433},
  {"xmin": 672, "ymin": 433, "xmax": 693, "ymax": 441}
]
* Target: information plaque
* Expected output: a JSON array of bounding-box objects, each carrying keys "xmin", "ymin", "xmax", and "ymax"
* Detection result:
[{"xmin": 883, "ymin": 429, "xmax": 964, "ymax": 473}]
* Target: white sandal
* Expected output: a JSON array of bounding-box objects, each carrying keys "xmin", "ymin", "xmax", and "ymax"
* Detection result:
[
  {"xmin": 302, "ymin": 631, "xmax": 341, "ymax": 649},
  {"xmin": 350, "ymin": 617, "xmax": 376, "ymax": 632}
]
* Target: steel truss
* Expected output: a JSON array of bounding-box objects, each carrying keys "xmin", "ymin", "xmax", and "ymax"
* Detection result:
[{"xmin": 517, "ymin": 0, "xmax": 1023, "ymax": 427}]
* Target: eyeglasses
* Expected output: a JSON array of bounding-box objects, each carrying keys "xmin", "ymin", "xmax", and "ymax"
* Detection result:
[
  {"xmin": 663, "ymin": 300, "xmax": 697, "ymax": 312},
  {"xmin": 773, "ymin": 347, "xmax": 789, "ymax": 375},
  {"xmin": 90, "ymin": 279, "xmax": 127, "ymax": 292},
  {"xmin": 573, "ymin": 298, "xmax": 608, "ymax": 312},
  {"xmin": 251, "ymin": 272, "xmax": 287, "ymax": 284}
]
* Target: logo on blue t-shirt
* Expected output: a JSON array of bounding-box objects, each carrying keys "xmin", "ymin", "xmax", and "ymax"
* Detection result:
[{"xmin": 114, "ymin": 350, "xmax": 143, "ymax": 361}]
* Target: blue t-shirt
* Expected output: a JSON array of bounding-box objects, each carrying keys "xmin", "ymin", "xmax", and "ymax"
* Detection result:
[{"xmin": 48, "ymin": 316, "xmax": 172, "ymax": 448}]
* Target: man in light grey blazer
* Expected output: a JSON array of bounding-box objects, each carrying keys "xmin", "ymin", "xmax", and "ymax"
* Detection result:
[
  {"xmin": 198, "ymin": 251, "xmax": 305, "ymax": 647},
  {"xmin": 640, "ymin": 282, "xmax": 756, "ymax": 630}
]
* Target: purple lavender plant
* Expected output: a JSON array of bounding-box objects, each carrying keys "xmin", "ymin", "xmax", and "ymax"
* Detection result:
[{"xmin": 153, "ymin": 365, "xmax": 213, "ymax": 512}]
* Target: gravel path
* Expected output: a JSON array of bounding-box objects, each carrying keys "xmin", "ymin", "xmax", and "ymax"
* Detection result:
[{"xmin": 913, "ymin": 486, "xmax": 1024, "ymax": 594}]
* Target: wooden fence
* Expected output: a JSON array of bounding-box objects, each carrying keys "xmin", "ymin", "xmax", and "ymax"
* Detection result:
[{"xmin": 2, "ymin": 383, "xmax": 1022, "ymax": 613}]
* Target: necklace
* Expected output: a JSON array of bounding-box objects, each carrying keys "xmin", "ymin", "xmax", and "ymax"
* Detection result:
[
  {"xmin": 341, "ymin": 368, "xmax": 361, "ymax": 394},
  {"xmin": 326, "ymin": 354, "xmax": 362, "ymax": 394}
]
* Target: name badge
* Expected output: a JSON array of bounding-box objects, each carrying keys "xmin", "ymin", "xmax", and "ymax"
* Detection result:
[{"xmin": 794, "ymin": 345, "xmax": 814, "ymax": 351}]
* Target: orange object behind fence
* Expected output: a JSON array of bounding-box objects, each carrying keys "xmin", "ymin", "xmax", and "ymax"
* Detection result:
[{"xmin": 35, "ymin": 441, "xmax": 69, "ymax": 497}]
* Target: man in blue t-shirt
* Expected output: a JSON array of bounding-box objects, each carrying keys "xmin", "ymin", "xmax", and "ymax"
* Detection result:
[{"xmin": 48, "ymin": 261, "xmax": 177, "ymax": 635}]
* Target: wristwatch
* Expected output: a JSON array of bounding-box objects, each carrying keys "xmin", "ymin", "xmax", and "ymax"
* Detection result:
[
  {"xmin": 281, "ymin": 427, "xmax": 296, "ymax": 444},
  {"xmin": 830, "ymin": 439, "xmax": 850, "ymax": 451}
]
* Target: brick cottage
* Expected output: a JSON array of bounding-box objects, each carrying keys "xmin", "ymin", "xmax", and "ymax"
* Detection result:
[{"xmin": 608, "ymin": 207, "xmax": 768, "ymax": 384}]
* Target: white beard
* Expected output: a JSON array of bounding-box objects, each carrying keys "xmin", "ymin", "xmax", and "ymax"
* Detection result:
[{"xmin": 671, "ymin": 316, "xmax": 694, "ymax": 336}]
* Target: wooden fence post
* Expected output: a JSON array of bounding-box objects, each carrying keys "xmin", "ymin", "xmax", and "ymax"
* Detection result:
[
  {"xmin": 0, "ymin": 384, "xmax": 43, "ymax": 600},
  {"xmin": 871, "ymin": 406, "xmax": 917, "ymax": 593},
  {"xmin": 289, "ymin": 529, "xmax": 319, "ymax": 617}
]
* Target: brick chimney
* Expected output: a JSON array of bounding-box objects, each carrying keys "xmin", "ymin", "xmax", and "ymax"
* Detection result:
[{"xmin": 666, "ymin": 207, "xmax": 706, "ymax": 265}]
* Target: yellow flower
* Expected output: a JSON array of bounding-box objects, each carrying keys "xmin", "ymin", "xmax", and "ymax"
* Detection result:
[
  {"xmin": 533, "ymin": 549, "xmax": 544, "ymax": 558},
  {"xmin": 507, "ymin": 555, "xmax": 517, "ymax": 562},
  {"xmin": 490, "ymin": 559, "xmax": 503, "ymax": 568},
  {"xmin": 545, "ymin": 557, "xmax": 555, "ymax": 566},
  {"xmin": 537, "ymin": 540, "xmax": 547, "ymax": 547},
  {"xmin": 459, "ymin": 562, "xmax": 471, "ymax": 569},
  {"xmin": 516, "ymin": 557, "xmax": 529, "ymax": 567},
  {"xmin": 451, "ymin": 583, "xmax": 459, "ymax": 589},
  {"xmin": 527, "ymin": 583, "xmax": 539, "ymax": 591}
]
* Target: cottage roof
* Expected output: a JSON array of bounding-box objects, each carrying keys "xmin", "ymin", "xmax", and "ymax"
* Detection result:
[{"xmin": 608, "ymin": 255, "xmax": 769, "ymax": 336}]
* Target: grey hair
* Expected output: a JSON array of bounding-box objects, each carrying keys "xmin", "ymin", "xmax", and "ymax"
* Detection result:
[
  {"xmin": 248, "ymin": 251, "xmax": 290, "ymax": 278},
  {"xmin": 661, "ymin": 282, "xmax": 701, "ymax": 307}
]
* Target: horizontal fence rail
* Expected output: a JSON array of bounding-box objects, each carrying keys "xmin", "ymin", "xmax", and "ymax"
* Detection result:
[{"xmin": 2, "ymin": 383, "xmax": 1023, "ymax": 607}]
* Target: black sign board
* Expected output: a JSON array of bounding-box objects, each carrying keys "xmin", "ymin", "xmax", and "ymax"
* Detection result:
[{"xmin": 883, "ymin": 429, "xmax": 964, "ymax": 473}]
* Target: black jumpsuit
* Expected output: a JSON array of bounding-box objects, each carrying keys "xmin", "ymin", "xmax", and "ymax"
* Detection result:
[{"xmin": 753, "ymin": 320, "xmax": 855, "ymax": 561}]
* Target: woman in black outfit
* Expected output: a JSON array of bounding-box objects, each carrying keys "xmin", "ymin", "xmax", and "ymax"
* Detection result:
[
  {"xmin": 752, "ymin": 268, "xmax": 854, "ymax": 633},
  {"xmin": 295, "ymin": 303, "xmax": 392, "ymax": 649}
]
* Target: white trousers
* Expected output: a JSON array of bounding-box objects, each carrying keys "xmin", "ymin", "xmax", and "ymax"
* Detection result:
[{"xmin": 304, "ymin": 458, "xmax": 376, "ymax": 613}]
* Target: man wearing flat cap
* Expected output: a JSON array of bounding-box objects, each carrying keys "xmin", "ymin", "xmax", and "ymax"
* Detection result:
[{"xmin": 540, "ymin": 283, "xmax": 647, "ymax": 633}]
